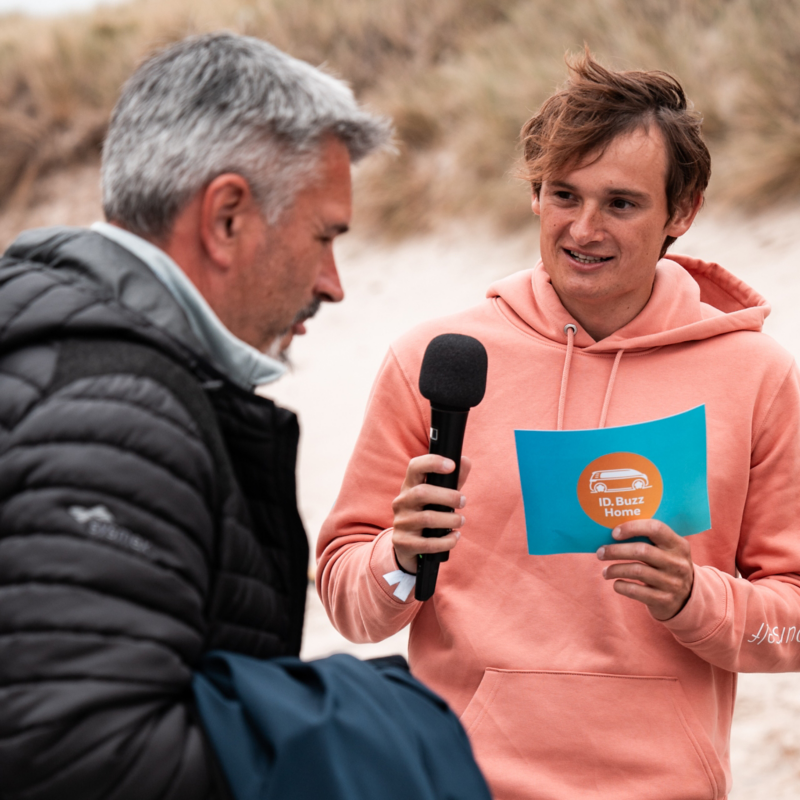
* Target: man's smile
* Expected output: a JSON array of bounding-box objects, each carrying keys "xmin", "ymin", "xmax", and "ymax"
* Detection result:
[{"xmin": 564, "ymin": 248, "xmax": 614, "ymax": 266}]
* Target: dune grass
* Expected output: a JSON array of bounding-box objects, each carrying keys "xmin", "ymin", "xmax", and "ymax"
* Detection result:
[{"xmin": 0, "ymin": 0, "xmax": 798, "ymax": 236}]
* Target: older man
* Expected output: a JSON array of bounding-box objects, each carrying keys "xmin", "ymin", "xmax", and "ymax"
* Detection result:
[
  {"xmin": 318, "ymin": 54, "xmax": 800, "ymax": 799},
  {"xmin": 0, "ymin": 33, "xmax": 387, "ymax": 799}
]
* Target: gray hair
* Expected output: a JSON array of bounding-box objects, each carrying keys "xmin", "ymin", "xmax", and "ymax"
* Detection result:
[{"xmin": 101, "ymin": 32, "xmax": 391, "ymax": 238}]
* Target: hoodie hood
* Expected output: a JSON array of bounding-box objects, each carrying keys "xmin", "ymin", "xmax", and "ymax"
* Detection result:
[{"xmin": 488, "ymin": 253, "xmax": 770, "ymax": 352}]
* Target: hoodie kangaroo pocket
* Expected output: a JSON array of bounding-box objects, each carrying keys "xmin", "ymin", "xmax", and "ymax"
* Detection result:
[{"xmin": 460, "ymin": 669, "xmax": 726, "ymax": 800}]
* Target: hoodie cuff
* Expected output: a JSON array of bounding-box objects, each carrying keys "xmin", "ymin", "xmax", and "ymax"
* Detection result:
[
  {"xmin": 369, "ymin": 528, "xmax": 419, "ymax": 604},
  {"xmin": 661, "ymin": 565, "xmax": 729, "ymax": 645}
]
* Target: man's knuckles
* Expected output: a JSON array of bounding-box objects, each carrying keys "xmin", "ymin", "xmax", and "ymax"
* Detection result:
[
  {"xmin": 394, "ymin": 533, "xmax": 458, "ymax": 554},
  {"xmin": 602, "ymin": 541, "xmax": 654, "ymax": 562},
  {"xmin": 396, "ymin": 508, "xmax": 463, "ymax": 531}
]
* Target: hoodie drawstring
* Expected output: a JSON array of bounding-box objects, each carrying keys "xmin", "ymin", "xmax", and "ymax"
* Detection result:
[
  {"xmin": 557, "ymin": 323, "xmax": 624, "ymax": 430},
  {"xmin": 557, "ymin": 324, "xmax": 576, "ymax": 431},
  {"xmin": 598, "ymin": 348, "xmax": 624, "ymax": 428}
]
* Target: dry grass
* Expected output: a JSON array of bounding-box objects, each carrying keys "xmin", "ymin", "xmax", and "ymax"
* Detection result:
[{"xmin": 0, "ymin": 0, "xmax": 799, "ymax": 237}]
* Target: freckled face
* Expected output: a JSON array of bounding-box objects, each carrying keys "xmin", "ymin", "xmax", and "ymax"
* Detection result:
[{"xmin": 532, "ymin": 126, "xmax": 694, "ymax": 329}]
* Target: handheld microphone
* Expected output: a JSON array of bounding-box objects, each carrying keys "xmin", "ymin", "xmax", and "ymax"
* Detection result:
[{"xmin": 415, "ymin": 333, "xmax": 488, "ymax": 601}]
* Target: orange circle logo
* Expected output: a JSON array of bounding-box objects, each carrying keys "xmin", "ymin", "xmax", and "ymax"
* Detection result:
[{"xmin": 577, "ymin": 452, "xmax": 663, "ymax": 528}]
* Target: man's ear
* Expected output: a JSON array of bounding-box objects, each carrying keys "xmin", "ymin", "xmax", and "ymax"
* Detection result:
[
  {"xmin": 665, "ymin": 192, "xmax": 703, "ymax": 239},
  {"xmin": 199, "ymin": 173, "xmax": 258, "ymax": 269},
  {"xmin": 531, "ymin": 188, "xmax": 542, "ymax": 217}
]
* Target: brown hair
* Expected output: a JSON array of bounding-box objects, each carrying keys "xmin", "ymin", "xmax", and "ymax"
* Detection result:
[{"xmin": 520, "ymin": 50, "xmax": 710, "ymax": 253}]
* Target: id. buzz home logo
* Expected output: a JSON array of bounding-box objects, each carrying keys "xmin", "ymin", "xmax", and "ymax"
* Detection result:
[{"xmin": 577, "ymin": 452, "xmax": 663, "ymax": 528}]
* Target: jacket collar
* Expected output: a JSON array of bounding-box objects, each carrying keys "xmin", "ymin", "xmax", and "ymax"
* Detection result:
[{"xmin": 92, "ymin": 223, "xmax": 286, "ymax": 390}]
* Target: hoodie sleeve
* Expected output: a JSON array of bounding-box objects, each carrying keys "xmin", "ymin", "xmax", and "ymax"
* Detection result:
[
  {"xmin": 316, "ymin": 347, "xmax": 428, "ymax": 642},
  {"xmin": 663, "ymin": 362, "xmax": 800, "ymax": 672}
]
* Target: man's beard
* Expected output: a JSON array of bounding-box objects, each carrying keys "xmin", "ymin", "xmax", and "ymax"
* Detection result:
[{"xmin": 266, "ymin": 296, "xmax": 322, "ymax": 364}]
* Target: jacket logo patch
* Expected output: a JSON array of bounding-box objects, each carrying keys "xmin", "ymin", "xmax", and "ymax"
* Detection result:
[
  {"xmin": 68, "ymin": 505, "xmax": 152, "ymax": 554},
  {"xmin": 68, "ymin": 505, "xmax": 114, "ymax": 524}
]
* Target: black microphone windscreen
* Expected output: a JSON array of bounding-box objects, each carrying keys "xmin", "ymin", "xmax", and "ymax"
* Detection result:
[{"xmin": 418, "ymin": 334, "xmax": 488, "ymax": 410}]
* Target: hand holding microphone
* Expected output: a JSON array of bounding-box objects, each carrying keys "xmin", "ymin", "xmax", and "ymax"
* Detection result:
[
  {"xmin": 391, "ymin": 455, "xmax": 471, "ymax": 570},
  {"xmin": 391, "ymin": 334, "xmax": 488, "ymax": 601}
]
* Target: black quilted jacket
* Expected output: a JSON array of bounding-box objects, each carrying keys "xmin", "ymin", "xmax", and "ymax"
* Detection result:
[{"xmin": 0, "ymin": 228, "xmax": 309, "ymax": 799}]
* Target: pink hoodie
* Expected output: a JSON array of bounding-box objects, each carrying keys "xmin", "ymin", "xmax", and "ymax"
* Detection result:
[{"xmin": 317, "ymin": 255, "xmax": 800, "ymax": 800}]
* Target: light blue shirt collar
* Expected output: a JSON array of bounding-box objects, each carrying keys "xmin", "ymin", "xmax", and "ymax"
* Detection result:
[{"xmin": 91, "ymin": 222, "xmax": 287, "ymax": 390}]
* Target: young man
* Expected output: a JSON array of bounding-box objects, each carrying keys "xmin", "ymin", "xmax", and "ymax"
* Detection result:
[
  {"xmin": 0, "ymin": 33, "xmax": 388, "ymax": 799},
  {"xmin": 317, "ymin": 54, "xmax": 800, "ymax": 799}
]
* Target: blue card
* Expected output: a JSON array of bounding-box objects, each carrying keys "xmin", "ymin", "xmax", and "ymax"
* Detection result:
[{"xmin": 514, "ymin": 406, "xmax": 711, "ymax": 555}]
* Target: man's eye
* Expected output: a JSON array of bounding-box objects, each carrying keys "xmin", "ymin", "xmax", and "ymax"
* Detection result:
[
  {"xmin": 611, "ymin": 198, "xmax": 633, "ymax": 210},
  {"xmin": 554, "ymin": 191, "xmax": 573, "ymax": 201}
]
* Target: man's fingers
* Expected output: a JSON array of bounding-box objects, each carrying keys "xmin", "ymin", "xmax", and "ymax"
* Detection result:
[
  {"xmin": 392, "ymin": 454, "xmax": 471, "ymax": 573},
  {"xmin": 393, "ymin": 529, "xmax": 460, "ymax": 555},
  {"xmin": 598, "ymin": 541, "xmax": 669, "ymax": 569},
  {"xmin": 393, "ymin": 506, "xmax": 465, "ymax": 533},
  {"xmin": 402, "ymin": 455, "xmax": 457, "ymax": 492},
  {"xmin": 597, "ymin": 519, "xmax": 694, "ymax": 621},
  {"xmin": 393, "ymin": 528, "xmax": 461, "ymax": 573},
  {"xmin": 611, "ymin": 579, "xmax": 677, "ymax": 611},
  {"xmin": 456, "ymin": 456, "xmax": 472, "ymax": 491},
  {"xmin": 598, "ymin": 543, "xmax": 692, "ymax": 587},
  {"xmin": 601, "ymin": 560, "xmax": 688, "ymax": 594},
  {"xmin": 611, "ymin": 519, "xmax": 687, "ymax": 551},
  {"xmin": 392, "ymin": 483, "xmax": 464, "ymax": 517}
]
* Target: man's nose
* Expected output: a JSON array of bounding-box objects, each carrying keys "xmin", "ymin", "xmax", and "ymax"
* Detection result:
[
  {"xmin": 315, "ymin": 249, "xmax": 345, "ymax": 303},
  {"xmin": 570, "ymin": 204, "xmax": 603, "ymax": 245}
]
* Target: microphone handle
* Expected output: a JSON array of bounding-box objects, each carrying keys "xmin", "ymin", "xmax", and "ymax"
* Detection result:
[{"xmin": 415, "ymin": 406, "xmax": 469, "ymax": 601}]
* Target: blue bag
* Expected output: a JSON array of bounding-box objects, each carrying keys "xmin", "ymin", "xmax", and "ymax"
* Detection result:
[{"xmin": 193, "ymin": 651, "xmax": 492, "ymax": 800}]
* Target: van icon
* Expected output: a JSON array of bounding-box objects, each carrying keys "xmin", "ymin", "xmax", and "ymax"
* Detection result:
[
  {"xmin": 578, "ymin": 453, "xmax": 663, "ymax": 527},
  {"xmin": 589, "ymin": 468, "xmax": 650, "ymax": 493}
]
